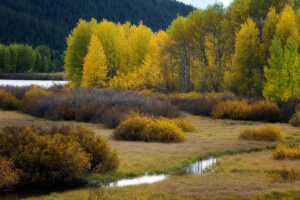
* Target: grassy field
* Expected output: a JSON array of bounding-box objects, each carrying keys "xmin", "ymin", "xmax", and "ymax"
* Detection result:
[{"xmin": 0, "ymin": 110, "xmax": 300, "ymax": 199}]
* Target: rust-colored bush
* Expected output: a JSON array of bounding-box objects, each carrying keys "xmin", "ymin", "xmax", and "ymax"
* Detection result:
[
  {"xmin": 0, "ymin": 89, "xmax": 21, "ymax": 110},
  {"xmin": 239, "ymin": 125, "xmax": 284, "ymax": 141},
  {"xmin": 0, "ymin": 156, "xmax": 20, "ymax": 189},
  {"xmin": 250, "ymin": 101, "xmax": 279, "ymax": 122}
]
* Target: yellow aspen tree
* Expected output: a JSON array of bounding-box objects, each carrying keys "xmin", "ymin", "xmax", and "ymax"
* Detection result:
[
  {"xmin": 81, "ymin": 35, "xmax": 108, "ymax": 88},
  {"xmin": 275, "ymin": 5, "xmax": 300, "ymax": 46}
]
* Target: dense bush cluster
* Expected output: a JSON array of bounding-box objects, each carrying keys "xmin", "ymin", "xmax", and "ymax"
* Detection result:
[
  {"xmin": 0, "ymin": 87, "xmax": 179, "ymax": 128},
  {"xmin": 239, "ymin": 125, "xmax": 284, "ymax": 141},
  {"xmin": 272, "ymin": 145, "xmax": 300, "ymax": 160},
  {"xmin": 290, "ymin": 112, "xmax": 300, "ymax": 127},
  {"xmin": 0, "ymin": 88, "xmax": 21, "ymax": 110},
  {"xmin": 168, "ymin": 94, "xmax": 237, "ymax": 116},
  {"xmin": 211, "ymin": 100, "xmax": 280, "ymax": 122},
  {"xmin": 0, "ymin": 156, "xmax": 20, "ymax": 189},
  {"xmin": 113, "ymin": 115, "xmax": 189, "ymax": 143},
  {"xmin": 0, "ymin": 125, "xmax": 119, "ymax": 188}
]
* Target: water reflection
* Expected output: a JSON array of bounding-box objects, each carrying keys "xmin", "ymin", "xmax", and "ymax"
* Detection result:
[
  {"xmin": 0, "ymin": 79, "xmax": 68, "ymax": 88},
  {"xmin": 107, "ymin": 174, "xmax": 167, "ymax": 188},
  {"xmin": 186, "ymin": 157, "xmax": 217, "ymax": 175}
]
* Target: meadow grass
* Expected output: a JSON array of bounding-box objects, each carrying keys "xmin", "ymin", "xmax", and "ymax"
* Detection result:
[{"xmin": 1, "ymin": 110, "xmax": 300, "ymax": 199}]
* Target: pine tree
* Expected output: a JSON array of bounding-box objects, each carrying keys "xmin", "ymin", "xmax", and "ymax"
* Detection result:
[{"xmin": 81, "ymin": 35, "xmax": 108, "ymax": 88}]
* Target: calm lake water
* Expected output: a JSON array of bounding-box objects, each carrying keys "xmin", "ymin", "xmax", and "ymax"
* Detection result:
[{"xmin": 0, "ymin": 79, "xmax": 69, "ymax": 88}]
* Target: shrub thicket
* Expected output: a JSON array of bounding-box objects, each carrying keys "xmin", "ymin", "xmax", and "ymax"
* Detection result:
[
  {"xmin": 211, "ymin": 100, "xmax": 279, "ymax": 122},
  {"xmin": 28, "ymin": 88, "xmax": 179, "ymax": 128},
  {"xmin": 172, "ymin": 118, "xmax": 197, "ymax": 132},
  {"xmin": 272, "ymin": 145, "xmax": 300, "ymax": 160},
  {"xmin": 0, "ymin": 125, "xmax": 119, "ymax": 185},
  {"xmin": 239, "ymin": 125, "xmax": 284, "ymax": 141},
  {"xmin": 113, "ymin": 115, "xmax": 186, "ymax": 143},
  {"xmin": 168, "ymin": 94, "xmax": 236, "ymax": 116},
  {"xmin": 0, "ymin": 156, "xmax": 20, "ymax": 189},
  {"xmin": 289, "ymin": 112, "xmax": 300, "ymax": 127},
  {"xmin": 0, "ymin": 89, "xmax": 21, "ymax": 110}
]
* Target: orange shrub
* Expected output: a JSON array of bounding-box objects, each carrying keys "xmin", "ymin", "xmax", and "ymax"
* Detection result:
[
  {"xmin": 0, "ymin": 156, "xmax": 20, "ymax": 189},
  {"xmin": 211, "ymin": 100, "xmax": 280, "ymax": 122},
  {"xmin": 211, "ymin": 100, "xmax": 251, "ymax": 120},
  {"xmin": 239, "ymin": 125, "xmax": 284, "ymax": 141},
  {"xmin": 272, "ymin": 144, "xmax": 300, "ymax": 160},
  {"xmin": 113, "ymin": 115, "xmax": 185, "ymax": 143},
  {"xmin": 0, "ymin": 89, "xmax": 21, "ymax": 110}
]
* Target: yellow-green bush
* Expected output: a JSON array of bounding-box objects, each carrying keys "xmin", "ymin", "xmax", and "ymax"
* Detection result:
[
  {"xmin": 289, "ymin": 112, "xmax": 300, "ymax": 127},
  {"xmin": 113, "ymin": 115, "xmax": 186, "ymax": 143},
  {"xmin": 272, "ymin": 144, "xmax": 300, "ymax": 160},
  {"xmin": 0, "ymin": 125, "xmax": 119, "ymax": 185},
  {"xmin": 172, "ymin": 118, "xmax": 197, "ymax": 132},
  {"xmin": 0, "ymin": 89, "xmax": 21, "ymax": 110},
  {"xmin": 0, "ymin": 156, "xmax": 20, "ymax": 189},
  {"xmin": 211, "ymin": 100, "xmax": 280, "ymax": 122},
  {"xmin": 142, "ymin": 119, "xmax": 185, "ymax": 143},
  {"xmin": 239, "ymin": 125, "xmax": 284, "ymax": 141}
]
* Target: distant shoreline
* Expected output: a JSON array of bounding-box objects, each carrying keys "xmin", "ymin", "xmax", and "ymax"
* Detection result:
[{"xmin": 0, "ymin": 72, "xmax": 65, "ymax": 80}]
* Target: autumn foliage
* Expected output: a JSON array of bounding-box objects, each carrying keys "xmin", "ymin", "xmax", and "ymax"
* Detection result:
[
  {"xmin": 272, "ymin": 145, "xmax": 300, "ymax": 160},
  {"xmin": 239, "ymin": 125, "xmax": 284, "ymax": 141},
  {"xmin": 0, "ymin": 125, "xmax": 119, "ymax": 187},
  {"xmin": 0, "ymin": 156, "xmax": 20, "ymax": 189},
  {"xmin": 113, "ymin": 115, "xmax": 187, "ymax": 143}
]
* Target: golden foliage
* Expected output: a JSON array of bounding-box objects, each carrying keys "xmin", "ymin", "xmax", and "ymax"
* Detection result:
[
  {"xmin": 113, "ymin": 114, "xmax": 186, "ymax": 143},
  {"xmin": 172, "ymin": 118, "xmax": 197, "ymax": 132},
  {"xmin": 272, "ymin": 144, "xmax": 300, "ymax": 160},
  {"xmin": 81, "ymin": 35, "xmax": 108, "ymax": 88},
  {"xmin": 22, "ymin": 86, "xmax": 52, "ymax": 113},
  {"xmin": 0, "ymin": 156, "xmax": 20, "ymax": 189},
  {"xmin": 239, "ymin": 125, "xmax": 284, "ymax": 141},
  {"xmin": 0, "ymin": 88, "xmax": 21, "ymax": 110}
]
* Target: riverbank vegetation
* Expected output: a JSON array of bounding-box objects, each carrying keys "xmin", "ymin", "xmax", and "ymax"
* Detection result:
[{"xmin": 0, "ymin": 125, "xmax": 118, "ymax": 190}]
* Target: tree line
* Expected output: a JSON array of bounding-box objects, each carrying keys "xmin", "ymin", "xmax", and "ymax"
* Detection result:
[
  {"xmin": 0, "ymin": 44, "xmax": 63, "ymax": 73},
  {"xmin": 65, "ymin": 0, "xmax": 300, "ymax": 101}
]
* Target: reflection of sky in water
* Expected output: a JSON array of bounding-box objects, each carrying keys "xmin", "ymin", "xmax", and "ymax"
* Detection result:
[
  {"xmin": 108, "ymin": 174, "xmax": 167, "ymax": 188},
  {"xmin": 186, "ymin": 157, "xmax": 217, "ymax": 175},
  {"xmin": 107, "ymin": 157, "xmax": 217, "ymax": 188},
  {"xmin": 0, "ymin": 79, "xmax": 68, "ymax": 88}
]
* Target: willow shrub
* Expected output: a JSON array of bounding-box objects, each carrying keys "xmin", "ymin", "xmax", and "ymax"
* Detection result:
[
  {"xmin": 0, "ymin": 125, "xmax": 119, "ymax": 185},
  {"xmin": 0, "ymin": 89, "xmax": 21, "ymax": 110},
  {"xmin": 272, "ymin": 145, "xmax": 300, "ymax": 160},
  {"xmin": 289, "ymin": 112, "xmax": 300, "ymax": 127},
  {"xmin": 113, "ymin": 115, "xmax": 186, "ymax": 143},
  {"xmin": 211, "ymin": 100, "xmax": 279, "ymax": 122},
  {"xmin": 0, "ymin": 156, "xmax": 20, "ymax": 189},
  {"xmin": 172, "ymin": 118, "xmax": 197, "ymax": 132},
  {"xmin": 239, "ymin": 125, "xmax": 284, "ymax": 141}
]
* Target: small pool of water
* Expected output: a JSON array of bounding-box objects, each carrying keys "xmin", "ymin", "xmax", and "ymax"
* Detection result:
[{"xmin": 0, "ymin": 79, "xmax": 69, "ymax": 88}]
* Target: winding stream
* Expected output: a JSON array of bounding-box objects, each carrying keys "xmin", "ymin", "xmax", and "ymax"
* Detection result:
[{"xmin": 0, "ymin": 79, "xmax": 69, "ymax": 88}]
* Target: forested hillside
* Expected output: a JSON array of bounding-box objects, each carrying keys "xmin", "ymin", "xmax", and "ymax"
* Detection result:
[{"xmin": 0, "ymin": 0, "xmax": 193, "ymax": 52}]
